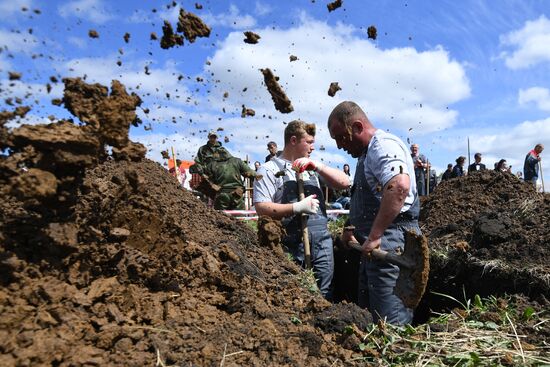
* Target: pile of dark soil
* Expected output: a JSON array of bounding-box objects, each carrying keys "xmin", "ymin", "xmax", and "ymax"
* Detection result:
[
  {"xmin": 418, "ymin": 170, "xmax": 550, "ymax": 315},
  {"xmin": 0, "ymin": 79, "xmax": 371, "ymax": 366}
]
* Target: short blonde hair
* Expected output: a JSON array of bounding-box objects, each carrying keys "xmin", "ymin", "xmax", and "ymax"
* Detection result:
[{"xmin": 284, "ymin": 120, "xmax": 316, "ymax": 144}]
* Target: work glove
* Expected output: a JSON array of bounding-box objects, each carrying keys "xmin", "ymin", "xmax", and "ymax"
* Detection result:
[
  {"xmin": 292, "ymin": 158, "xmax": 325, "ymax": 173},
  {"xmin": 292, "ymin": 194, "xmax": 320, "ymax": 214}
]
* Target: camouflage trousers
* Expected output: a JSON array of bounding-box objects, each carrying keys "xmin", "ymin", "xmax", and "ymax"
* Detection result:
[{"xmin": 214, "ymin": 189, "xmax": 245, "ymax": 210}]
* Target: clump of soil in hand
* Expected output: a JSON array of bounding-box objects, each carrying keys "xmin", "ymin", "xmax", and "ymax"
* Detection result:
[
  {"xmin": 244, "ymin": 31, "xmax": 261, "ymax": 44},
  {"xmin": 260, "ymin": 68, "xmax": 294, "ymax": 114},
  {"xmin": 241, "ymin": 105, "xmax": 255, "ymax": 117},
  {"xmin": 160, "ymin": 21, "xmax": 184, "ymax": 49},
  {"xmin": 88, "ymin": 29, "xmax": 99, "ymax": 38},
  {"xmin": 367, "ymin": 25, "xmax": 377, "ymax": 40},
  {"xmin": 328, "ymin": 82, "xmax": 341, "ymax": 97},
  {"xmin": 177, "ymin": 8, "xmax": 211, "ymax": 43},
  {"xmin": 327, "ymin": 0, "xmax": 343, "ymax": 12}
]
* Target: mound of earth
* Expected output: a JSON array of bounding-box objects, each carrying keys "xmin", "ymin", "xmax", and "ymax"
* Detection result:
[
  {"xmin": 0, "ymin": 79, "xmax": 372, "ymax": 366},
  {"xmin": 418, "ymin": 170, "xmax": 550, "ymax": 318}
]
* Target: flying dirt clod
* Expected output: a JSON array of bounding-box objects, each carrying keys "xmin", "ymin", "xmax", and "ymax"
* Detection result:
[
  {"xmin": 327, "ymin": 0, "xmax": 343, "ymax": 12},
  {"xmin": 244, "ymin": 31, "xmax": 261, "ymax": 44},
  {"xmin": 328, "ymin": 82, "xmax": 341, "ymax": 97},
  {"xmin": 177, "ymin": 8, "xmax": 211, "ymax": 43},
  {"xmin": 260, "ymin": 68, "xmax": 294, "ymax": 114}
]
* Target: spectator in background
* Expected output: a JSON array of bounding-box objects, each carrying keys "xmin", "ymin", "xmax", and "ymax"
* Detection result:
[
  {"xmin": 334, "ymin": 163, "xmax": 352, "ymax": 209},
  {"xmin": 343, "ymin": 163, "xmax": 351, "ymax": 176},
  {"xmin": 451, "ymin": 156, "xmax": 466, "ymax": 178},
  {"xmin": 254, "ymin": 161, "xmax": 261, "ymax": 171},
  {"xmin": 496, "ymin": 159, "xmax": 511, "ymax": 173},
  {"xmin": 190, "ymin": 130, "xmax": 231, "ymax": 176},
  {"xmin": 523, "ymin": 143, "xmax": 544, "ymax": 186},
  {"xmin": 441, "ymin": 163, "xmax": 453, "ymax": 181},
  {"xmin": 265, "ymin": 141, "xmax": 282, "ymax": 162},
  {"xmin": 410, "ymin": 144, "xmax": 428, "ymax": 196},
  {"xmin": 468, "ymin": 152, "xmax": 486, "ymax": 173},
  {"xmin": 428, "ymin": 168, "xmax": 437, "ymax": 193}
]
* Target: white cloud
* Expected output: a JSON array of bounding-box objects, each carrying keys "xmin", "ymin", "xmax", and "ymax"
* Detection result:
[
  {"xmin": 202, "ymin": 4, "xmax": 256, "ymax": 30},
  {"xmin": 58, "ymin": 0, "xmax": 114, "ymax": 24},
  {"xmin": 254, "ymin": 1, "xmax": 273, "ymax": 17},
  {"xmin": 67, "ymin": 36, "xmax": 88, "ymax": 49},
  {"xmin": 0, "ymin": 54, "xmax": 11, "ymax": 71},
  {"xmin": 63, "ymin": 55, "xmax": 193, "ymax": 104},
  {"xmin": 519, "ymin": 87, "xmax": 550, "ymax": 111},
  {"xmin": 500, "ymin": 15, "xmax": 550, "ymax": 70},
  {"xmin": 0, "ymin": 29, "xmax": 39, "ymax": 53},
  {"xmin": 156, "ymin": 6, "xmax": 180, "ymax": 25},
  {"xmin": 0, "ymin": 0, "xmax": 32, "ymax": 16},
  {"xmin": 0, "ymin": 78, "xmax": 64, "ymax": 101},
  {"xmin": 206, "ymin": 16, "xmax": 470, "ymax": 137},
  {"xmin": 127, "ymin": 9, "xmax": 153, "ymax": 24},
  {"xmin": 4, "ymin": 113, "xmax": 55, "ymax": 129},
  {"xmin": 130, "ymin": 131, "xmax": 206, "ymax": 164}
]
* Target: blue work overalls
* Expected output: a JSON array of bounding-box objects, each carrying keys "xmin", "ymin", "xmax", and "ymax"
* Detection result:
[
  {"xmin": 350, "ymin": 152, "xmax": 420, "ymax": 325},
  {"xmin": 271, "ymin": 159, "xmax": 334, "ymax": 300}
]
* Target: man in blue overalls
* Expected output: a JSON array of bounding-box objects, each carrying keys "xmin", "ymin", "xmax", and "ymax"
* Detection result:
[
  {"xmin": 253, "ymin": 120, "xmax": 351, "ymax": 299},
  {"xmin": 327, "ymin": 101, "xmax": 421, "ymax": 325}
]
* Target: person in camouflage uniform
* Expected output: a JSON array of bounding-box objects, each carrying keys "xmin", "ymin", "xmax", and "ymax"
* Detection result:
[
  {"xmin": 190, "ymin": 130, "xmax": 259, "ymax": 210},
  {"xmin": 204, "ymin": 156, "xmax": 258, "ymax": 210},
  {"xmin": 190, "ymin": 130, "xmax": 232, "ymax": 175}
]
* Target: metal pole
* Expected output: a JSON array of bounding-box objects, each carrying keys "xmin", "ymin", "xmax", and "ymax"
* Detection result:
[{"xmin": 296, "ymin": 171, "xmax": 312, "ymax": 269}]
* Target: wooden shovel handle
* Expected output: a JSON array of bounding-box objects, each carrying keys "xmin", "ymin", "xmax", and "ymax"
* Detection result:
[
  {"xmin": 296, "ymin": 171, "xmax": 312, "ymax": 269},
  {"xmin": 348, "ymin": 241, "xmax": 413, "ymax": 269}
]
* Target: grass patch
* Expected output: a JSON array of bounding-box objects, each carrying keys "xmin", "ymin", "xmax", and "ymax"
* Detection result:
[
  {"xmin": 328, "ymin": 214, "xmax": 348, "ymax": 237},
  {"xmin": 296, "ymin": 268, "xmax": 319, "ymax": 294},
  {"xmin": 344, "ymin": 294, "xmax": 549, "ymax": 366}
]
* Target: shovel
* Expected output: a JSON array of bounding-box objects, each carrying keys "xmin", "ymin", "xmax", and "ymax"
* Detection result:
[
  {"xmin": 348, "ymin": 230, "xmax": 430, "ymax": 308},
  {"xmin": 296, "ymin": 171, "xmax": 312, "ymax": 269}
]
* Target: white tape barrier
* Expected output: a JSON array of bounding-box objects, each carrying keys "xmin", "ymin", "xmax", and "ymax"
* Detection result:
[{"xmin": 223, "ymin": 209, "xmax": 349, "ymax": 220}]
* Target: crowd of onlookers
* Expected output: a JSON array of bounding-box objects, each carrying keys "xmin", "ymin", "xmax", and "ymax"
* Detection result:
[
  {"xmin": 176, "ymin": 131, "xmax": 544, "ymax": 211},
  {"xmin": 256, "ymin": 142, "xmax": 544, "ymax": 208},
  {"xmin": 412, "ymin": 143, "xmax": 544, "ymax": 198}
]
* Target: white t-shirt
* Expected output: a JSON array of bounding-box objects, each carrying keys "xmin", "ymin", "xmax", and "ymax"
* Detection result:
[
  {"xmin": 363, "ymin": 130, "xmax": 417, "ymax": 212},
  {"xmin": 253, "ymin": 156, "xmax": 319, "ymax": 204}
]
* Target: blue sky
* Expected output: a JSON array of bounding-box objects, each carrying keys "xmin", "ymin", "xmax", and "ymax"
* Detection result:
[{"xmin": 1, "ymin": 0, "xmax": 550, "ymax": 189}]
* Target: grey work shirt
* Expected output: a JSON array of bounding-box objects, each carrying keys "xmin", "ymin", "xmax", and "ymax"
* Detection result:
[
  {"xmin": 253, "ymin": 156, "xmax": 320, "ymax": 205},
  {"xmin": 364, "ymin": 130, "xmax": 417, "ymax": 213}
]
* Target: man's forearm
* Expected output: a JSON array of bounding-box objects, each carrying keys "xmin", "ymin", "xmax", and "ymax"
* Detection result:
[
  {"xmin": 255, "ymin": 202, "xmax": 294, "ymax": 219},
  {"xmin": 369, "ymin": 175, "xmax": 409, "ymax": 240},
  {"xmin": 318, "ymin": 166, "xmax": 351, "ymax": 190}
]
